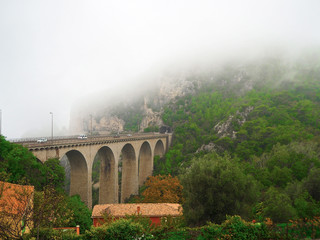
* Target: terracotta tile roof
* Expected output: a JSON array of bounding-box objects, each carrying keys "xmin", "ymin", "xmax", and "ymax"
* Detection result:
[
  {"xmin": 92, "ymin": 203, "xmax": 183, "ymax": 218},
  {"xmin": 0, "ymin": 181, "xmax": 34, "ymax": 215}
]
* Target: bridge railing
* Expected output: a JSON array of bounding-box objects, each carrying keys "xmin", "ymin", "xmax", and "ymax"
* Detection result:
[
  {"xmin": 8, "ymin": 132, "xmax": 163, "ymax": 143},
  {"xmin": 8, "ymin": 135, "xmax": 80, "ymax": 143},
  {"xmin": 14, "ymin": 132, "xmax": 168, "ymax": 148}
]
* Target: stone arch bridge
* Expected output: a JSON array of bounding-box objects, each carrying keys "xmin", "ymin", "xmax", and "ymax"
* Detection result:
[{"xmin": 22, "ymin": 133, "xmax": 172, "ymax": 208}]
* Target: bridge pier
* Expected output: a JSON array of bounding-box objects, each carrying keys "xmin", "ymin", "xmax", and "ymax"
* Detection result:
[
  {"xmin": 67, "ymin": 150, "xmax": 91, "ymax": 207},
  {"xmin": 98, "ymin": 147, "xmax": 117, "ymax": 204},
  {"xmin": 138, "ymin": 142, "xmax": 153, "ymax": 187},
  {"xmin": 120, "ymin": 144, "xmax": 138, "ymax": 203}
]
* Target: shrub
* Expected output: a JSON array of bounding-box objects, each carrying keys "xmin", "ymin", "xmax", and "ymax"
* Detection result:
[
  {"xmin": 151, "ymin": 216, "xmax": 186, "ymax": 240},
  {"xmin": 83, "ymin": 219, "xmax": 153, "ymax": 240},
  {"xmin": 23, "ymin": 227, "xmax": 81, "ymax": 240},
  {"xmin": 124, "ymin": 213, "xmax": 154, "ymax": 232},
  {"xmin": 198, "ymin": 216, "xmax": 270, "ymax": 240}
]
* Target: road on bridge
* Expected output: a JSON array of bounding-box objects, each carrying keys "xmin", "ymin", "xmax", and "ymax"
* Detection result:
[{"xmin": 12, "ymin": 133, "xmax": 164, "ymax": 148}]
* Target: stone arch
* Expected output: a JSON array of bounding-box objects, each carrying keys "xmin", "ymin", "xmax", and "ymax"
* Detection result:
[
  {"xmin": 63, "ymin": 150, "xmax": 89, "ymax": 206},
  {"xmin": 138, "ymin": 141, "xmax": 152, "ymax": 186},
  {"xmin": 120, "ymin": 144, "xmax": 138, "ymax": 203},
  {"xmin": 94, "ymin": 146, "xmax": 116, "ymax": 205},
  {"xmin": 154, "ymin": 140, "xmax": 165, "ymax": 157}
]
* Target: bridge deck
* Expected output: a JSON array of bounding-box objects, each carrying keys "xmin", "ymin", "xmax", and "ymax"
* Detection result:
[{"xmin": 18, "ymin": 133, "xmax": 168, "ymax": 150}]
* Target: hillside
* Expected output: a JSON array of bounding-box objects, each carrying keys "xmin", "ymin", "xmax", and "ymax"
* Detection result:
[
  {"xmin": 69, "ymin": 49, "xmax": 320, "ymax": 224},
  {"xmin": 70, "ymin": 50, "xmax": 320, "ymax": 176},
  {"xmin": 156, "ymin": 52, "xmax": 320, "ymax": 174},
  {"xmin": 150, "ymin": 51, "xmax": 320, "ymax": 225}
]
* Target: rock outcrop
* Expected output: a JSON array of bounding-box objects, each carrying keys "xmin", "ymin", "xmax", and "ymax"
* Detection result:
[
  {"xmin": 70, "ymin": 70, "xmax": 201, "ymax": 134},
  {"xmin": 214, "ymin": 106, "xmax": 254, "ymax": 139}
]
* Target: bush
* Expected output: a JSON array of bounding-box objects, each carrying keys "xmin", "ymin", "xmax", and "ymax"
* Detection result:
[
  {"xmin": 151, "ymin": 216, "xmax": 186, "ymax": 240},
  {"xmin": 261, "ymin": 187, "xmax": 297, "ymax": 223},
  {"xmin": 23, "ymin": 227, "xmax": 81, "ymax": 240},
  {"xmin": 66, "ymin": 195, "xmax": 92, "ymax": 233},
  {"xmin": 180, "ymin": 153, "xmax": 259, "ymax": 225},
  {"xmin": 84, "ymin": 219, "xmax": 153, "ymax": 240},
  {"xmin": 124, "ymin": 213, "xmax": 154, "ymax": 233},
  {"xmin": 198, "ymin": 216, "xmax": 269, "ymax": 240}
]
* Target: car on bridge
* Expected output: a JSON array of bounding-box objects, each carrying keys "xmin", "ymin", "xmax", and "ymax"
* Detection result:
[
  {"xmin": 37, "ymin": 138, "xmax": 47, "ymax": 143},
  {"xmin": 78, "ymin": 134, "xmax": 87, "ymax": 139}
]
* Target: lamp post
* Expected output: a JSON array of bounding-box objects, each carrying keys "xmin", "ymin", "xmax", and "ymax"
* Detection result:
[
  {"xmin": 50, "ymin": 112, "xmax": 53, "ymax": 142},
  {"xmin": 90, "ymin": 114, "xmax": 93, "ymax": 136},
  {"xmin": 0, "ymin": 109, "xmax": 2, "ymax": 136}
]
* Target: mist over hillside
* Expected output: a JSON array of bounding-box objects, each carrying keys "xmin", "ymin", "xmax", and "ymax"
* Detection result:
[
  {"xmin": 73, "ymin": 46, "xmax": 320, "ymax": 225},
  {"xmin": 70, "ymin": 46, "xmax": 320, "ymax": 136}
]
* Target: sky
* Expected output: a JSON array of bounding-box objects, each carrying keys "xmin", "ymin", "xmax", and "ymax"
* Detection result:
[{"xmin": 1, "ymin": 0, "xmax": 320, "ymax": 139}]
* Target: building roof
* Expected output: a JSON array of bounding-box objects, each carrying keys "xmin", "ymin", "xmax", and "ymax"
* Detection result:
[
  {"xmin": 92, "ymin": 203, "xmax": 183, "ymax": 218},
  {"xmin": 0, "ymin": 181, "xmax": 34, "ymax": 215}
]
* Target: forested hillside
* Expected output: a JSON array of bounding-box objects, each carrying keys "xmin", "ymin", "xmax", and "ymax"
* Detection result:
[
  {"xmin": 152, "ymin": 51, "xmax": 320, "ymax": 224},
  {"xmin": 158, "ymin": 53, "xmax": 320, "ymax": 173}
]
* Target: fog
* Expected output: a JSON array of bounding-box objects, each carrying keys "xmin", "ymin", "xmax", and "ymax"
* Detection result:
[{"xmin": 1, "ymin": 0, "xmax": 320, "ymax": 138}]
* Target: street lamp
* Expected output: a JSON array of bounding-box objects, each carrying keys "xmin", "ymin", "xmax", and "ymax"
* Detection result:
[
  {"xmin": 0, "ymin": 109, "xmax": 2, "ymax": 136},
  {"xmin": 50, "ymin": 112, "xmax": 53, "ymax": 142},
  {"xmin": 90, "ymin": 114, "xmax": 93, "ymax": 136}
]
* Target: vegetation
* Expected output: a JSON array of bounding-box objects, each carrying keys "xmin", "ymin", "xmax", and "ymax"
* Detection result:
[
  {"xmin": 181, "ymin": 153, "xmax": 259, "ymax": 225},
  {"xmin": 22, "ymin": 215, "xmax": 320, "ymax": 239},
  {"xmin": 132, "ymin": 174, "xmax": 184, "ymax": 204},
  {"xmin": 110, "ymin": 98, "xmax": 144, "ymax": 132},
  {"xmin": 0, "ymin": 137, "xmax": 92, "ymax": 239},
  {"xmin": 2, "ymin": 52, "xmax": 320, "ymax": 238},
  {"xmin": 143, "ymin": 125, "xmax": 160, "ymax": 133},
  {"xmin": 149, "ymin": 54, "xmax": 320, "ymax": 226},
  {"xmin": 0, "ymin": 136, "xmax": 65, "ymax": 192},
  {"xmin": 66, "ymin": 195, "xmax": 93, "ymax": 234},
  {"xmin": 83, "ymin": 218, "xmax": 152, "ymax": 240}
]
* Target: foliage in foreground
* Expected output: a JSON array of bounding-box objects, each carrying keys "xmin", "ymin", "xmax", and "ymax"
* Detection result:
[
  {"xmin": 132, "ymin": 174, "xmax": 184, "ymax": 204},
  {"xmin": 0, "ymin": 136, "xmax": 65, "ymax": 191},
  {"xmin": 180, "ymin": 153, "xmax": 259, "ymax": 225},
  {"xmin": 83, "ymin": 218, "xmax": 153, "ymax": 240},
  {"xmin": 66, "ymin": 195, "xmax": 92, "ymax": 234},
  {"xmin": 22, "ymin": 215, "xmax": 320, "ymax": 240}
]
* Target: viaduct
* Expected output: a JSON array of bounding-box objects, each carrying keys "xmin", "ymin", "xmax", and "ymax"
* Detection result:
[{"xmin": 22, "ymin": 133, "xmax": 172, "ymax": 208}]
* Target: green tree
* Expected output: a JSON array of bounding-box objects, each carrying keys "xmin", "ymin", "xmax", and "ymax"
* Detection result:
[
  {"xmin": 33, "ymin": 186, "xmax": 73, "ymax": 240},
  {"xmin": 66, "ymin": 195, "xmax": 92, "ymax": 233},
  {"xmin": 84, "ymin": 219, "xmax": 146, "ymax": 240},
  {"xmin": 180, "ymin": 153, "xmax": 259, "ymax": 225},
  {"xmin": 303, "ymin": 168, "xmax": 320, "ymax": 201},
  {"xmin": 294, "ymin": 191, "xmax": 320, "ymax": 219},
  {"xmin": 260, "ymin": 187, "xmax": 296, "ymax": 223},
  {"xmin": 0, "ymin": 136, "xmax": 45, "ymax": 190},
  {"xmin": 42, "ymin": 158, "xmax": 65, "ymax": 191}
]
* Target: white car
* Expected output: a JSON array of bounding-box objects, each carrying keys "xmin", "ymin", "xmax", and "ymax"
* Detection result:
[
  {"xmin": 78, "ymin": 134, "xmax": 87, "ymax": 139},
  {"xmin": 37, "ymin": 138, "xmax": 47, "ymax": 143}
]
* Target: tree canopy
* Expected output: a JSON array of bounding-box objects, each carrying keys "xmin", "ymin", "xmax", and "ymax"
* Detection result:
[
  {"xmin": 135, "ymin": 174, "xmax": 183, "ymax": 204},
  {"xmin": 180, "ymin": 153, "xmax": 259, "ymax": 225}
]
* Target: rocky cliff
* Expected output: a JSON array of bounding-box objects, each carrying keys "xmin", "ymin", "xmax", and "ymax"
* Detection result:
[
  {"xmin": 70, "ymin": 55, "xmax": 277, "ymax": 135},
  {"xmin": 70, "ymin": 70, "xmax": 202, "ymax": 135}
]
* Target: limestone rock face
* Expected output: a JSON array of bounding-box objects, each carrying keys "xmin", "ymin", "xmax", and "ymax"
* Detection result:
[
  {"xmin": 93, "ymin": 116, "xmax": 125, "ymax": 134},
  {"xmin": 70, "ymin": 65, "xmax": 254, "ymax": 135},
  {"xmin": 139, "ymin": 97, "xmax": 164, "ymax": 131},
  {"xmin": 70, "ymin": 71, "xmax": 201, "ymax": 134},
  {"xmin": 214, "ymin": 106, "xmax": 254, "ymax": 139},
  {"xmin": 196, "ymin": 142, "xmax": 222, "ymax": 153}
]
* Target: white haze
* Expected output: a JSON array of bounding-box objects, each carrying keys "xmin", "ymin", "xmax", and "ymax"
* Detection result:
[{"xmin": 0, "ymin": 0, "xmax": 320, "ymax": 138}]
